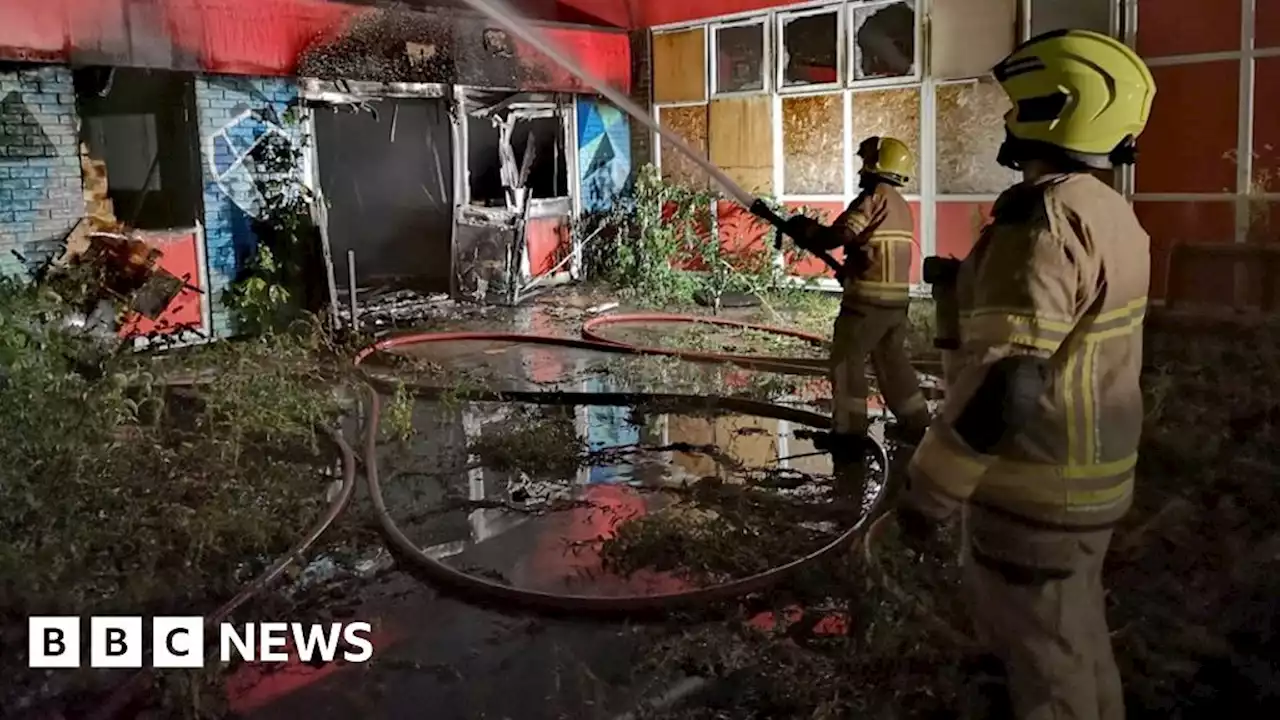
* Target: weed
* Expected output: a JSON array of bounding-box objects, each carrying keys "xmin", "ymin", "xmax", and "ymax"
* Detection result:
[{"xmin": 0, "ymin": 278, "xmax": 355, "ymax": 715}]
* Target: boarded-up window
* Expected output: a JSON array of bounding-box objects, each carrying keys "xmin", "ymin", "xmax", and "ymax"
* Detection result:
[
  {"xmin": 780, "ymin": 11, "xmax": 840, "ymax": 88},
  {"xmin": 714, "ymin": 22, "xmax": 767, "ymax": 94},
  {"xmin": 652, "ymin": 29, "xmax": 706, "ymax": 104},
  {"xmin": 1031, "ymin": 0, "xmax": 1112, "ymax": 36},
  {"xmin": 782, "ymin": 94, "xmax": 843, "ymax": 195},
  {"xmin": 852, "ymin": 0, "xmax": 917, "ymax": 81},
  {"xmin": 658, "ymin": 105, "xmax": 709, "ymax": 188},
  {"xmin": 930, "ymin": 0, "xmax": 1016, "ymax": 81},
  {"xmin": 851, "ymin": 87, "xmax": 921, "ymax": 194},
  {"xmin": 709, "ymin": 96, "xmax": 772, "ymax": 194},
  {"xmin": 935, "ymin": 80, "xmax": 1021, "ymax": 194}
]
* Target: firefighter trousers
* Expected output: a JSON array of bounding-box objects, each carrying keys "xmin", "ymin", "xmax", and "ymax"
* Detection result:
[
  {"xmin": 963, "ymin": 510, "xmax": 1124, "ymax": 720},
  {"xmin": 829, "ymin": 303, "xmax": 930, "ymax": 437}
]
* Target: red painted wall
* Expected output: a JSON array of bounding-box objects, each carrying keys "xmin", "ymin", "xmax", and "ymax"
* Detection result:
[
  {"xmin": 526, "ymin": 215, "xmax": 573, "ymax": 276},
  {"xmin": 0, "ymin": 0, "xmax": 631, "ymax": 92},
  {"xmin": 119, "ymin": 230, "xmax": 207, "ymax": 339}
]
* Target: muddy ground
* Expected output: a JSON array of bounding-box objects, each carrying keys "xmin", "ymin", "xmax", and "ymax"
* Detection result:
[
  {"xmin": 5, "ymin": 282, "xmax": 1278, "ymax": 719},
  {"xmin": 271, "ymin": 286, "xmax": 1280, "ymax": 719}
]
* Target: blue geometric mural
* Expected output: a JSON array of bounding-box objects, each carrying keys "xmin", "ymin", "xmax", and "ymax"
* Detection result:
[{"xmin": 576, "ymin": 97, "xmax": 631, "ymax": 214}]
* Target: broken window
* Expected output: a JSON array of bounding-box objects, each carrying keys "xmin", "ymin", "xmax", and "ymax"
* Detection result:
[
  {"xmin": 510, "ymin": 115, "xmax": 567, "ymax": 200},
  {"xmin": 851, "ymin": 0, "xmax": 917, "ymax": 82},
  {"xmin": 930, "ymin": 0, "xmax": 1016, "ymax": 81},
  {"xmin": 713, "ymin": 21, "xmax": 767, "ymax": 95},
  {"xmin": 468, "ymin": 116, "xmax": 505, "ymax": 207},
  {"xmin": 467, "ymin": 100, "xmax": 568, "ymax": 208},
  {"xmin": 75, "ymin": 67, "xmax": 200, "ymax": 230},
  {"xmin": 780, "ymin": 10, "xmax": 840, "ymax": 89}
]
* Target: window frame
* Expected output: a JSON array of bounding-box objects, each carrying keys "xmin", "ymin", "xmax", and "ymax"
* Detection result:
[
  {"xmin": 709, "ymin": 16, "xmax": 772, "ymax": 97},
  {"xmin": 847, "ymin": 0, "xmax": 923, "ymax": 88},
  {"xmin": 776, "ymin": 6, "xmax": 846, "ymax": 94}
]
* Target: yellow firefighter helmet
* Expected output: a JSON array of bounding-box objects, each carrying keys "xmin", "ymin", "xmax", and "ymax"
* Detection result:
[
  {"xmin": 858, "ymin": 136, "xmax": 912, "ymax": 186},
  {"xmin": 993, "ymin": 29, "xmax": 1155, "ymax": 168}
]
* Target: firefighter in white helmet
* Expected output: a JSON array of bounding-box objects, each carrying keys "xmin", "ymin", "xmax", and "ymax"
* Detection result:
[{"xmin": 898, "ymin": 29, "xmax": 1156, "ymax": 719}]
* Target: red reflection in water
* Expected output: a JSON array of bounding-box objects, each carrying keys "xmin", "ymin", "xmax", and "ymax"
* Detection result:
[
  {"xmin": 518, "ymin": 483, "xmax": 692, "ymax": 596},
  {"xmin": 224, "ymin": 626, "xmax": 396, "ymax": 715},
  {"xmin": 748, "ymin": 605, "xmax": 849, "ymax": 636}
]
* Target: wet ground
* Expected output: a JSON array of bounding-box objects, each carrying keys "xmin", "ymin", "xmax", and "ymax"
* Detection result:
[{"xmin": 231, "ymin": 289, "xmax": 907, "ymax": 719}]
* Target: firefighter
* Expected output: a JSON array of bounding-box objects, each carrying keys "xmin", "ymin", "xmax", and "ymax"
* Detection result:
[
  {"xmin": 898, "ymin": 29, "xmax": 1155, "ymax": 720},
  {"xmin": 788, "ymin": 136, "xmax": 931, "ymax": 456}
]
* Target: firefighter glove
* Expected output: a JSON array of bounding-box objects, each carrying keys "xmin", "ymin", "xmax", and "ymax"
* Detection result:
[{"xmin": 785, "ymin": 215, "xmax": 826, "ymax": 248}]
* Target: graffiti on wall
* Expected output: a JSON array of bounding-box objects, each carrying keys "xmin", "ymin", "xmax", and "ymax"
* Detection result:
[
  {"xmin": 205, "ymin": 106, "xmax": 292, "ymax": 219},
  {"xmin": 576, "ymin": 97, "xmax": 630, "ymax": 214}
]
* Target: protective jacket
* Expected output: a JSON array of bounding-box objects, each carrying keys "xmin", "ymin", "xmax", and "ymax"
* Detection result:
[
  {"xmin": 908, "ymin": 173, "xmax": 1148, "ymax": 529},
  {"xmin": 833, "ymin": 183, "xmax": 915, "ymax": 308}
]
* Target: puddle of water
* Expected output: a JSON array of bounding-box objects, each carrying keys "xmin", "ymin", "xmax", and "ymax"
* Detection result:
[{"xmin": 379, "ymin": 396, "xmax": 884, "ymax": 596}]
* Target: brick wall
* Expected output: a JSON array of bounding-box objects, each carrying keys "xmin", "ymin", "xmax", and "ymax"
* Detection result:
[
  {"xmin": 193, "ymin": 75, "xmax": 301, "ymax": 338},
  {"xmin": 627, "ymin": 29, "xmax": 653, "ymax": 176},
  {"xmin": 0, "ymin": 66, "xmax": 83, "ymax": 278}
]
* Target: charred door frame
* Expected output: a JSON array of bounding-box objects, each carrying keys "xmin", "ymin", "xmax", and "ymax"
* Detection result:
[
  {"xmin": 299, "ymin": 79, "xmax": 456, "ymax": 325},
  {"xmin": 455, "ymin": 86, "xmax": 580, "ymax": 303}
]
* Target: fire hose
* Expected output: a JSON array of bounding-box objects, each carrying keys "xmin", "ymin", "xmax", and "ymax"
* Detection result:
[{"xmin": 91, "ymin": 319, "xmax": 896, "ymax": 718}]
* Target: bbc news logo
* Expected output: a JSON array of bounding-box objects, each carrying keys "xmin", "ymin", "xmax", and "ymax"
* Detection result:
[{"xmin": 28, "ymin": 617, "xmax": 374, "ymax": 668}]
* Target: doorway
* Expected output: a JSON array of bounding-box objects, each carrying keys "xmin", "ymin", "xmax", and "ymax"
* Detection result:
[{"xmin": 314, "ymin": 98, "xmax": 455, "ymax": 292}]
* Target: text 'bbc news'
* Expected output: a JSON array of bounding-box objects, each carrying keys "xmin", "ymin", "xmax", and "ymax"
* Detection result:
[{"xmin": 28, "ymin": 617, "xmax": 374, "ymax": 669}]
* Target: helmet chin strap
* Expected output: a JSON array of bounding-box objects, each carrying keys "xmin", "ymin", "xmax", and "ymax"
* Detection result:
[{"xmin": 996, "ymin": 129, "xmax": 1136, "ymax": 172}]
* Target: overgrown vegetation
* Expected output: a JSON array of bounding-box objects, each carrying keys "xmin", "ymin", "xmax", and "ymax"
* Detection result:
[
  {"xmin": 615, "ymin": 318, "xmax": 1280, "ymax": 719},
  {"xmin": 224, "ymin": 109, "xmax": 321, "ymax": 336},
  {"xmin": 581, "ymin": 165, "xmax": 822, "ymax": 310},
  {"xmin": 0, "ymin": 277, "xmax": 356, "ymax": 717}
]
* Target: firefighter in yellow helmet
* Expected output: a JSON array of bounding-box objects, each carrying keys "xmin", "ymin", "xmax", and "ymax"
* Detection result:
[
  {"xmin": 898, "ymin": 30, "xmax": 1155, "ymax": 719},
  {"xmin": 787, "ymin": 136, "xmax": 931, "ymax": 457}
]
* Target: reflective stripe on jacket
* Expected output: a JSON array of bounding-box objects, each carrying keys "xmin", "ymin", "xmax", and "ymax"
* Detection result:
[
  {"xmin": 914, "ymin": 173, "xmax": 1149, "ymax": 529},
  {"xmin": 835, "ymin": 183, "xmax": 915, "ymax": 307}
]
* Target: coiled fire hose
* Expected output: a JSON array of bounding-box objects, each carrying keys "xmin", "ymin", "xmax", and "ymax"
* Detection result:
[{"xmin": 92, "ymin": 316, "xmax": 902, "ymax": 718}]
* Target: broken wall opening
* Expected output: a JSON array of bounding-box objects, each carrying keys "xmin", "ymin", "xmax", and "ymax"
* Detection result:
[
  {"xmin": 314, "ymin": 97, "xmax": 454, "ymax": 293},
  {"xmin": 465, "ymin": 92, "xmax": 570, "ymax": 208},
  {"xmin": 74, "ymin": 67, "xmax": 201, "ymax": 231}
]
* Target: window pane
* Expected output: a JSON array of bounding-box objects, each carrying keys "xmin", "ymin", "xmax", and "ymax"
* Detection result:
[
  {"xmin": 935, "ymin": 81, "xmax": 1021, "ymax": 194},
  {"xmin": 930, "ymin": 0, "xmax": 1015, "ymax": 81},
  {"xmin": 715, "ymin": 23, "xmax": 766, "ymax": 94},
  {"xmin": 1031, "ymin": 0, "xmax": 1111, "ymax": 37},
  {"xmin": 781, "ymin": 12, "xmax": 840, "ymax": 88},
  {"xmin": 851, "ymin": 87, "xmax": 921, "ymax": 194},
  {"xmin": 852, "ymin": 0, "xmax": 916, "ymax": 81},
  {"xmin": 658, "ymin": 104, "xmax": 709, "ymax": 188},
  {"xmin": 782, "ymin": 93, "xmax": 843, "ymax": 195}
]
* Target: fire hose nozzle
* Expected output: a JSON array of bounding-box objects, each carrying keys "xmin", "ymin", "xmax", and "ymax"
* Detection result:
[
  {"xmin": 922, "ymin": 255, "xmax": 961, "ymax": 286},
  {"xmin": 747, "ymin": 198, "xmax": 845, "ymax": 279},
  {"xmin": 923, "ymin": 255, "xmax": 962, "ymax": 351}
]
